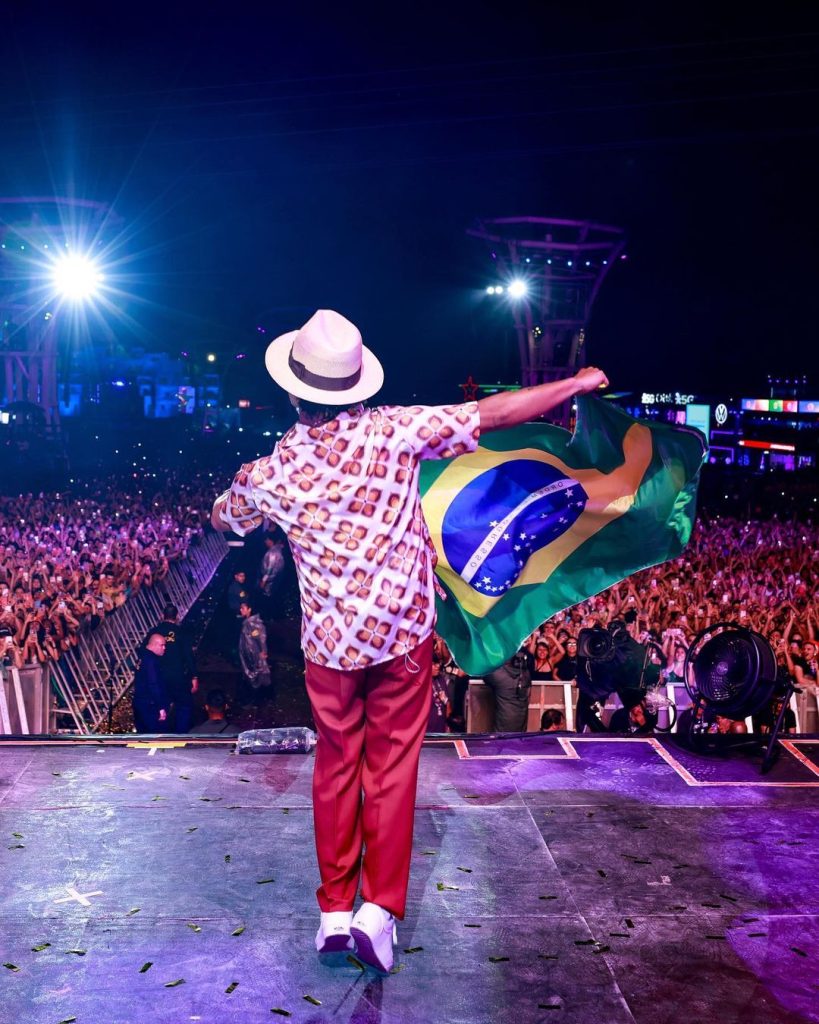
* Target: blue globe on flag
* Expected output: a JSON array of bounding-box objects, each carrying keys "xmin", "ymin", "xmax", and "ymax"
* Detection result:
[{"xmin": 441, "ymin": 460, "xmax": 589, "ymax": 595}]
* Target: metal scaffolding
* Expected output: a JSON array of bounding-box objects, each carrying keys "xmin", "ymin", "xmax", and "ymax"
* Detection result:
[{"xmin": 468, "ymin": 216, "xmax": 627, "ymax": 423}]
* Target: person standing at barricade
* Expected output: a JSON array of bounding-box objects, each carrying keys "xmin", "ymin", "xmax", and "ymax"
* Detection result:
[
  {"xmin": 483, "ymin": 648, "xmax": 533, "ymax": 733},
  {"xmin": 211, "ymin": 308, "xmax": 607, "ymax": 973},
  {"xmin": 150, "ymin": 603, "xmax": 199, "ymax": 733},
  {"xmin": 132, "ymin": 633, "xmax": 169, "ymax": 733}
]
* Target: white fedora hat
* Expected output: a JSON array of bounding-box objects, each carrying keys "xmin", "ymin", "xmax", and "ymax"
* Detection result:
[{"xmin": 264, "ymin": 309, "xmax": 384, "ymax": 404}]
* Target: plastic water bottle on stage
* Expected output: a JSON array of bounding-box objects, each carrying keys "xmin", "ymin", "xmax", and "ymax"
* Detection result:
[{"xmin": 237, "ymin": 727, "xmax": 317, "ymax": 754}]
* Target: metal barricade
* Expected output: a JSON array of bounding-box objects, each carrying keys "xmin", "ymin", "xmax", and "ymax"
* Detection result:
[
  {"xmin": 0, "ymin": 663, "xmax": 51, "ymax": 734},
  {"xmin": 42, "ymin": 531, "xmax": 229, "ymax": 734}
]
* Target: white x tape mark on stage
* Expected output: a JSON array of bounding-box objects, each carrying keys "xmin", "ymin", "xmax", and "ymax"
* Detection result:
[{"xmin": 54, "ymin": 886, "xmax": 103, "ymax": 906}]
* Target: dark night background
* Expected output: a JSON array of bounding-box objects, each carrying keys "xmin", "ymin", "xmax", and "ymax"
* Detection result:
[{"xmin": 1, "ymin": 2, "xmax": 818, "ymax": 406}]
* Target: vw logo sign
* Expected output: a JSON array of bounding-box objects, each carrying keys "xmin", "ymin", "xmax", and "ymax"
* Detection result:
[{"xmin": 715, "ymin": 403, "xmax": 728, "ymax": 426}]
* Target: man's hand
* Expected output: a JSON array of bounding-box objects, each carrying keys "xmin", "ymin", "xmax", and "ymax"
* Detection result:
[
  {"xmin": 158, "ymin": 709, "xmax": 167, "ymax": 722},
  {"xmin": 573, "ymin": 366, "xmax": 609, "ymax": 394}
]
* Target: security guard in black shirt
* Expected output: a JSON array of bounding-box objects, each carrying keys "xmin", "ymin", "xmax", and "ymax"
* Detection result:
[
  {"xmin": 150, "ymin": 603, "xmax": 199, "ymax": 733},
  {"xmin": 132, "ymin": 633, "xmax": 169, "ymax": 733}
]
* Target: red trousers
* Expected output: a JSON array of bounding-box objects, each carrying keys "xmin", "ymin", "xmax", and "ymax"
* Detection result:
[{"xmin": 304, "ymin": 634, "xmax": 433, "ymax": 920}]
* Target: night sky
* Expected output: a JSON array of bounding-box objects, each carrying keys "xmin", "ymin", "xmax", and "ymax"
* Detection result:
[{"xmin": 1, "ymin": 3, "xmax": 818, "ymax": 406}]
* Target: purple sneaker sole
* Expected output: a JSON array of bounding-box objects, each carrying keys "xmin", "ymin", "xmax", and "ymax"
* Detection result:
[
  {"xmin": 350, "ymin": 927, "xmax": 391, "ymax": 974},
  {"xmin": 317, "ymin": 934, "xmax": 353, "ymax": 954}
]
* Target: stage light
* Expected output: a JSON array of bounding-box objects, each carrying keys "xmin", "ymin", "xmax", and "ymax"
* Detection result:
[
  {"xmin": 495, "ymin": 285, "xmax": 504, "ymax": 294},
  {"xmin": 51, "ymin": 253, "xmax": 104, "ymax": 301},
  {"xmin": 508, "ymin": 280, "xmax": 528, "ymax": 299},
  {"xmin": 206, "ymin": 353, "xmax": 216, "ymax": 363},
  {"xmin": 486, "ymin": 286, "xmax": 496, "ymax": 295}
]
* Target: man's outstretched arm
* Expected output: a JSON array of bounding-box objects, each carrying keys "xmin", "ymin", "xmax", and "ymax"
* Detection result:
[{"xmin": 476, "ymin": 366, "xmax": 609, "ymax": 432}]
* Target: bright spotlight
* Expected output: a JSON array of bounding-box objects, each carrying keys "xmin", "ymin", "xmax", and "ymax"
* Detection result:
[
  {"xmin": 508, "ymin": 280, "xmax": 528, "ymax": 298},
  {"xmin": 486, "ymin": 286, "xmax": 496, "ymax": 295},
  {"xmin": 495, "ymin": 285, "xmax": 504, "ymax": 294},
  {"xmin": 51, "ymin": 253, "xmax": 104, "ymax": 301},
  {"xmin": 206, "ymin": 353, "xmax": 217, "ymax": 363}
]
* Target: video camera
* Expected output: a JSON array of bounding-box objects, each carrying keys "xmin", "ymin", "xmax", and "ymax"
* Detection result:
[
  {"xmin": 574, "ymin": 621, "xmax": 670, "ymax": 731},
  {"xmin": 576, "ymin": 621, "xmax": 658, "ymax": 697}
]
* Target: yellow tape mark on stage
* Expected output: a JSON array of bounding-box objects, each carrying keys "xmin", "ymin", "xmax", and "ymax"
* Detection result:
[{"xmin": 126, "ymin": 741, "xmax": 188, "ymax": 749}]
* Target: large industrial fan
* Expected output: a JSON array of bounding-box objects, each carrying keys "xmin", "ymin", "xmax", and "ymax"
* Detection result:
[{"xmin": 682, "ymin": 622, "xmax": 794, "ymax": 773}]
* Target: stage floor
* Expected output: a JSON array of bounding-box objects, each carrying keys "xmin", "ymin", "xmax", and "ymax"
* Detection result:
[{"xmin": 2, "ymin": 733, "xmax": 819, "ymax": 1024}]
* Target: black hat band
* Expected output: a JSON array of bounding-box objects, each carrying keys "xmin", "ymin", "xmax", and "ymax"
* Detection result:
[{"xmin": 288, "ymin": 347, "xmax": 362, "ymax": 391}]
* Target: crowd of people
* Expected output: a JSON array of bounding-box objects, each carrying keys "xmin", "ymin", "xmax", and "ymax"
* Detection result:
[
  {"xmin": 1, "ymin": 463, "xmax": 816, "ymax": 740},
  {"xmin": 432, "ymin": 511, "xmax": 819, "ymax": 734},
  {"xmin": 0, "ymin": 472, "xmax": 213, "ymax": 669}
]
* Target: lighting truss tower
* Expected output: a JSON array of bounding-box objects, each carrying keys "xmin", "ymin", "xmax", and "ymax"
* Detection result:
[
  {"xmin": 468, "ymin": 216, "xmax": 626, "ymax": 423},
  {"xmin": 0, "ymin": 196, "xmax": 114, "ymax": 427}
]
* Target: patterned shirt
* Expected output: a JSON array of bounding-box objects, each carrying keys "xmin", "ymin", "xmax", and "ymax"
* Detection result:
[{"xmin": 218, "ymin": 404, "xmax": 480, "ymax": 669}]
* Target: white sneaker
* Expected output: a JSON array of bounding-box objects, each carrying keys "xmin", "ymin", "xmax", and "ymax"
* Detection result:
[
  {"xmin": 315, "ymin": 911, "xmax": 354, "ymax": 953},
  {"xmin": 350, "ymin": 902, "xmax": 397, "ymax": 974}
]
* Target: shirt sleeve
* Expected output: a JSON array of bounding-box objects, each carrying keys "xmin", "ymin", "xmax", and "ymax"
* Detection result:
[
  {"xmin": 216, "ymin": 462, "xmax": 266, "ymax": 537},
  {"xmin": 385, "ymin": 402, "xmax": 480, "ymax": 461}
]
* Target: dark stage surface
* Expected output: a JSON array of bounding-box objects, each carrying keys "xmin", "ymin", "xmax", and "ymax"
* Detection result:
[{"xmin": 2, "ymin": 734, "xmax": 819, "ymax": 1024}]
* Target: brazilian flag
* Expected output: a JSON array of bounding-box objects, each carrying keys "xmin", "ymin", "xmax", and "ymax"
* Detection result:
[{"xmin": 420, "ymin": 395, "xmax": 707, "ymax": 676}]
